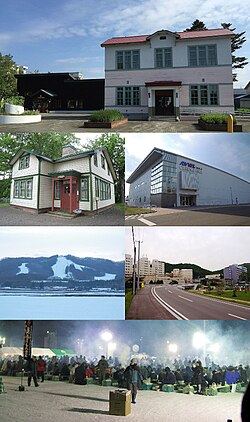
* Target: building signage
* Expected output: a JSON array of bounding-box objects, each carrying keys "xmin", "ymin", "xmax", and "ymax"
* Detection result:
[
  {"xmin": 23, "ymin": 320, "xmax": 33, "ymax": 360},
  {"xmin": 179, "ymin": 161, "xmax": 202, "ymax": 174}
]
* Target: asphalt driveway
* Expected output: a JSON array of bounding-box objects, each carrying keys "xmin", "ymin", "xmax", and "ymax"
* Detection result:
[{"xmin": 0, "ymin": 205, "xmax": 124, "ymax": 226}]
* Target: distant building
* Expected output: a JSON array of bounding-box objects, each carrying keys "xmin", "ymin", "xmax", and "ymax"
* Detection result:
[
  {"xmin": 223, "ymin": 264, "xmax": 247, "ymax": 285},
  {"xmin": 125, "ymin": 254, "xmax": 165, "ymax": 277},
  {"xmin": 125, "ymin": 254, "xmax": 133, "ymax": 276},
  {"xmin": 172, "ymin": 268, "xmax": 193, "ymax": 282},
  {"xmin": 205, "ymin": 274, "xmax": 221, "ymax": 280}
]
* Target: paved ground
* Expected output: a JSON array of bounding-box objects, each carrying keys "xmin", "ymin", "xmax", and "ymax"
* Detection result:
[
  {"xmin": 125, "ymin": 204, "xmax": 250, "ymax": 226},
  {"xmin": 0, "ymin": 376, "xmax": 243, "ymax": 422},
  {"xmin": 126, "ymin": 285, "xmax": 250, "ymax": 320},
  {"xmin": 0, "ymin": 113, "xmax": 250, "ymax": 132},
  {"xmin": 0, "ymin": 205, "xmax": 124, "ymax": 226}
]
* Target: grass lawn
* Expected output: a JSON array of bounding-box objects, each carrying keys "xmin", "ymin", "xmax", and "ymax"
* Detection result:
[
  {"xmin": 125, "ymin": 206, "xmax": 156, "ymax": 215},
  {"xmin": 125, "ymin": 288, "xmax": 134, "ymax": 314},
  {"xmin": 189, "ymin": 289, "xmax": 250, "ymax": 305},
  {"xmin": 0, "ymin": 202, "xmax": 9, "ymax": 207}
]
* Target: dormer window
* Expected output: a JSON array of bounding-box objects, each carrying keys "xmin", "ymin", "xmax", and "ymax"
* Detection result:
[
  {"xmin": 19, "ymin": 154, "xmax": 30, "ymax": 170},
  {"xmin": 101, "ymin": 154, "xmax": 106, "ymax": 169}
]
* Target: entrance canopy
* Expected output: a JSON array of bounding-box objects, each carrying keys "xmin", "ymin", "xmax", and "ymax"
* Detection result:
[
  {"xmin": 48, "ymin": 170, "xmax": 81, "ymax": 178},
  {"xmin": 145, "ymin": 81, "xmax": 182, "ymax": 87}
]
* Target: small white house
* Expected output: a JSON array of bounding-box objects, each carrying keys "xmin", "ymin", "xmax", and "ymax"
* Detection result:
[
  {"xmin": 10, "ymin": 145, "xmax": 116, "ymax": 214},
  {"xmin": 101, "ymin": 28, "xmax": 234, "ymax": 119}
]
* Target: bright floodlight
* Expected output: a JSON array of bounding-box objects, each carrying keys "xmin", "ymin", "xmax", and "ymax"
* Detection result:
[
  {"xmin": 192, "ymin": 332, "xmax": 206, "ymax": 349},
  {"xmin": 108, "ymin": 342, "xmax": 117, "ymax": 352},
  {"xmin": 132, "ymin": 344, "xmax": 139, "ymax": 353},
  {"xmin": 168, "ymin": 343, "xmax": 178, "ymax": 353},
  {"xmin": 101, "ymin": 331, "xmax": 113, "ymax": 342}
]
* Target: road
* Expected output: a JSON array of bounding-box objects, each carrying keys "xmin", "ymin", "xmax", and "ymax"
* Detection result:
[
  {"xmin": 126, "ymin": 285, "xmax": 250, "ymax": 320},
  {"xmin": 125, "ymin": 205, "xmax": 250, "ymax": 226}
]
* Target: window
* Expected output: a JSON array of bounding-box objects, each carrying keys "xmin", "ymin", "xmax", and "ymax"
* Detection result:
[
  {"xmin": 80, "ymin": 177, "xmax": 89, "ymax": 201},
  {"xmin": 13, "ymin": 179, "xmax": 33, "ymax": 199},
  {"xmin": 116, "ymin": 87, "xmax": 140, "ymax": 106},
  {"xmin": 95, "ymin": 178, "xmax": 111, "ymax": 200},
  {"xmin": 188, "ymin": 45, "xmax": 217, "ymax": 66},
  {"xmin": 155, "ymin": 48, "xmax": 172, "ymax": 68},
  {"xmin": 19, "ymin": 155, "xmax": 30, "ymax": 170},
  {"xmin": 116, "ymin": 50, "xmax": 140, "ymax": 70},
  {"xmin": 190, "ymin": 85, "xmax": 219, "ymax": 106},
  {"xmin": 94, "ymin": 153, "xmax": 98, "ymax": 167},
  {"xmin": 101, "ymin": 155, "xmax": 105, "ymax": 170},
  {"xmin": 54, "ymin": 181, "xmax": 60, "ymax": 200}
]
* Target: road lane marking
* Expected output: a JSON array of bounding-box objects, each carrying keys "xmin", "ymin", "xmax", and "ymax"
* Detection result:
[
  {"xmin": 167, "ymin": 290, "xmax": 173, "ymax": 293},
  {"xmin": 182, "ymin": 291, "xmax": 250, "ymax": 311},
  {"xmin": 228, "ymin": 313, "xmax": 247, "ymax": 320},
  {"xmin": 138, "ymin": 217, "xmax": 156, "ymax": 226},
  {"xmin": 151, "ymin": 287, "xmax": 189, "ymax": 320},
  {"xmin": 178, "ymin": 295, "xmax": 193, "ymax": 302}
]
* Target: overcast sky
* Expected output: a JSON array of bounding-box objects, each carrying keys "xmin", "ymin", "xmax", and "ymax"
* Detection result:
[
  {"xmin": 126, "ymin": 226, "xmax": 250, "ymax": 270},
  {"xmin": 125, "ymin": 133, "xmax": 250, "ymax": 195},
  {"xmin": 1, "ymin": 0, "xmax": 249, "ymax": 87},
  {"xmin": 0, "ymin": 227, "xmax": 124, "ymax": 261}
]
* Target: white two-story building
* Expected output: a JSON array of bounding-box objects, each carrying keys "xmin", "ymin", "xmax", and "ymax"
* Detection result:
[
  {"xmin": 101, "ymin": 28, "xmax": 234, "ymax": 119},
  {"xmin": 10, "ymin": 145, "xmax": 116, "ymax": 214}
]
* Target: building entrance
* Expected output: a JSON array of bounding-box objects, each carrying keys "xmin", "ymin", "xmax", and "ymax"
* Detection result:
[
  {"xmin": 155, "ymin": 90, "xmax": 174, "ymax": 115},
  {"xmin": 180, "ymin": 195, "xmax": 196, "ymax": 206}
]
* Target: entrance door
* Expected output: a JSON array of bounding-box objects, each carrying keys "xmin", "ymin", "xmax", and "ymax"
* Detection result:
[
  {"xmin": 180, "ymin": 195, "xmax": 196, "ymax": 206},
  {"xmin": 155, "ymin": 90, "xmax": 174, "ymax": 116},
  {"xmin": 61, "ymin": 179, "xmax": 78, "ymax": 212}
]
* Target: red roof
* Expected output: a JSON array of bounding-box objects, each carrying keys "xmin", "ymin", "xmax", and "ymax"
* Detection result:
[{"xmin": 101, "ymin": 29, "xmax": 233, "ymax": 46}]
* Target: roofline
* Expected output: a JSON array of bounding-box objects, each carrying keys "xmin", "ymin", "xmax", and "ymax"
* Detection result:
[{"xmin": 127, "ymin": 147, "xmax": 250, "ymax": 186}]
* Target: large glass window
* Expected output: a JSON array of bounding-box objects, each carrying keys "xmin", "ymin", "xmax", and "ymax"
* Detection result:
[
  {"xmin": 188, "ymin": 45, "xmax": 217, "ymax": 66},
  {"xmin": 116, "ymin": 87, "xmax": 140, "ymax": 106},
  {"xmin": 155, "ymin": 48, "xmax": 172, "ymax": 68},
  {"xmin": 95, "ymin": 178, "xmax": 111, "ymax": 200},
  {"xmin": 13, "ymin": 179, "xmax": 33, "ymax": 199},
  {"xmin": 80, "ymin": 177, "xmax": 89, "ymax": 201},
  {"xmin": 116, "ymin": 50, "xmax": 140, "ymax": 70},
  {"xmin": 190, "ymin": 84, "xmax": 219, "ymax": 106},
  {"xmin": 151, "ymin": 157, "xmax": 177, "ymax": 194}
]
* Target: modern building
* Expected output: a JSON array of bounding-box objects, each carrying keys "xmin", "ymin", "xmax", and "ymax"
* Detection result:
[
  {"xmin": 16, "ymin": 73, "xmax": 104, "ymax": 112},
  {"xmin": 223, "ymin": 264, "xmax": 248, "ymax": 285},
  {"xmin": 125, "ymin": 254, "xmax": 165, "ymax": 277},
  {"xmin": 172, "ymin": 268, "xmax": 193, "ymax": 282},
  {"xmin": 125, "ymin": 254, "xmax": 133, "ymax": 276},
  {"xmin": 127, "ymin": 147, "xmax": 250, "ymax": 208},
  {"xmin": 101, "ymin": 28, "xmax": 234, "ymax": 119},
  {"xmin": 10, "ymin": 145, "xmax": 116, "ymax": 214}
]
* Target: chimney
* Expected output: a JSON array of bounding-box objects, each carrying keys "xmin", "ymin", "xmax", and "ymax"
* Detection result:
[{"xmin": 62, "ymin": 145, "xmax": 78, "ymax": 157}]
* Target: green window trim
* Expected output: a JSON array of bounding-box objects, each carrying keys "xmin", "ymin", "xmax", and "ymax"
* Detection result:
[
  {"xmin": 80, "ymin": 176, "xmax": 89, "ymax": 201},
  {"xmin": 18, "ymin": 154, "xmax": 30, "ymax": 170},
  {"xmin": 116, "ymin": 50, "xmax": 140, "ymax": 70},
  {"xmin": 189, "ymin": 84, "xmax": 219, "ymax": 106},
  {"xmin": 154, "ymin": 47, "xmax": 173, "ymax": 68},
  {"xmin": 188, "ymin": 44, "xmax": 217, "ymax": 67},
  {"xmin": 116, "ymin": 86, "xmax": 140, "ymax": 106},
  {"xmin": 13, "ymin": 178, "xmax": 33, "ymax": 200},
  {"xmin": 95, "ymin": 177, "xmax": 111, "ymax": 201}
]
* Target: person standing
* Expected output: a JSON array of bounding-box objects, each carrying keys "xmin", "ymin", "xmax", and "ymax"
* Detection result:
[
  {"xmin": 37, "ymin": 356, "xmax": 46, "ymax": 383},
  {"xmin": 124, "ymin": 358, "xmax": 143, "ymax": 404},
  {"xmin": 26, "ymin": 356, "xmax": 39, "ymax": 387},
  {"xmin": 97, "ymin": 355, "xmax": 108, "ymax": 384}
]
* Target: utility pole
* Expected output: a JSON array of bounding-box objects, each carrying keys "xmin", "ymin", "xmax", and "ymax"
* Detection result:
[
  {"xmin": 136, "ymin": 240, "xmax": 143, "ymax": 291},
  {"xmin": 132, "ymin": 227, "xmax": 136, "ymax": 295}
]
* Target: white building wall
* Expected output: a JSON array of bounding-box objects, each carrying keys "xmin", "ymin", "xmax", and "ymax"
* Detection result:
[
  {"xmin": 176, "ymin": 156, "xmax": 250, "ymax": 206},
  {"xmin": 54, "ymin": 157, "xmax": 90, "ymax": 173},
  {"xmin": 11, "ymin": 154, "xmax": 39, "ymax": 208},
  {"xmin": 12, "ymin": 154, "xmax": 39, "ymax": 179},
  {"xmin": 11, "ymin": 175, "xmax": 39, "ymax": 209}
]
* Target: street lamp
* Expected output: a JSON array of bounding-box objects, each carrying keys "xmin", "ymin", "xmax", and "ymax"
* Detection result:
[
  {"xmin": 168, "ymin": 343, "xmax": 178, "ymax": 353},
  {"xmin": 101, "ymin": 331, "xmax": 113, "ymax": 358}
]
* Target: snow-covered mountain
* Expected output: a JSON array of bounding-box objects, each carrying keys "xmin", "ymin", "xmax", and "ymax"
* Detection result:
[{"xmin": 0, "ymin": 255, "xmax": 124, "ymax": 283}]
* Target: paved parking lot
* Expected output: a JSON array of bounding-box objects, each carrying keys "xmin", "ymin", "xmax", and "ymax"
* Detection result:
[
  {"xmin": 0, "ymin": 113, "xmax": 250, "ymax": 132},
  {"xmin": 0, "ymin": 205, "xmax": 124, "ymax": 226}
]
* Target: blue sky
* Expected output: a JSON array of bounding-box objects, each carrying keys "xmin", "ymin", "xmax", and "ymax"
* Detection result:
[{"xmin": 1, "ymin": 0, "xmax": 249, "ymax": 87}]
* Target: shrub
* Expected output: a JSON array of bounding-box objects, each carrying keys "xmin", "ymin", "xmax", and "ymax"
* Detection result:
[
  {"xmin": 22, "ymin": 110, "xmax": 40, "ymax": 115},
  {"xmin": 89, "ymin": 109, "xmax": 125, "ymax": 123},
  {"xmin": 4, "ymin": 96, "xmax": 24, "ymax": 106},
  {"xmin": 200, "ymin": 113, "xmax": 237, "ymax": 125}
]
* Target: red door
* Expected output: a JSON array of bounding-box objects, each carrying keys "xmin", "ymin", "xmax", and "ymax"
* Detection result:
[{"xmin": 61, "ymin": 178, "xmax": 78, "ymax": 212}]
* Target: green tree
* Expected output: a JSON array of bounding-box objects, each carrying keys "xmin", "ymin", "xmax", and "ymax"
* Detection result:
[
  {"xmin": 83, "ymin": 133, "xmax": 125, "ymax": 203},
  {"xmin": 0, "ymin": 53, "xmax": 19, "ymax": 102},
  {"xmin": 185, "ymin": 20, "xmax": 207, "ymax": 31},
  {"xmin": 221, "ymin": 23, "xmax": 248, "ymax": 81},
  {"xmin": 0, "ymin": 132, "xmax": 80, "ymax": 198}
]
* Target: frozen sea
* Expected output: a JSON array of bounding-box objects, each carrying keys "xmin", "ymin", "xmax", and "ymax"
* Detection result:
[{"xmin": 0, "ymin": 296, "xmax": 125, "ymax": 319}]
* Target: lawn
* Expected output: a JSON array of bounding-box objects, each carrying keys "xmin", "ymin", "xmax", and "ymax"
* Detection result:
[
  {"xmin": 125, "ymin": 206, "xmax": 156, "ymax": 215},
  {"xmin": 189, "ymin": 289, "xmax": 250, "ymax": 305},
  {"xmin": 0, "ymin": 202, "xmax": 9, "ymax": 207},
  {"xmin": 125, "ymin": 288, "xmax": 134, "ymax": 314}
]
